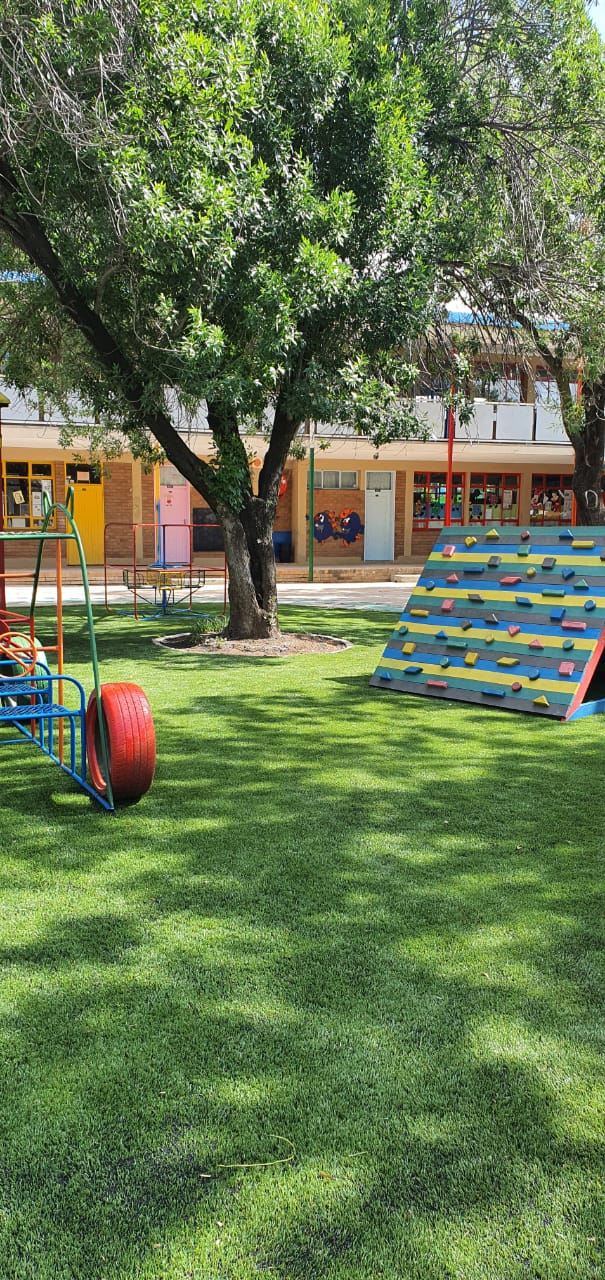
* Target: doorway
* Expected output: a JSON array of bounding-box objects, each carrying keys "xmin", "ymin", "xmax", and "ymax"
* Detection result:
[
  {"xmin": 364, "ymin": 471, "xmax": 395, "ymax": 560},
  {"xmin": 158, "ymin": 464, "xmax": 191, "ymax": 563},
  {"xmin": 65, "ymin": 464, "xmax": 105, "ymax": 564}
]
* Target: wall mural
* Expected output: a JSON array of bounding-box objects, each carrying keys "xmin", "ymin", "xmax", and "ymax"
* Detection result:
[{"xmin": 313, "ymin": 509, "xmax": 364, "ymax": 545}]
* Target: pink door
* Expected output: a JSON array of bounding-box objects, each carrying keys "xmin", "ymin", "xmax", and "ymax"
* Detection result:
[{"xmin": 159, "ymin": 465, "xmax": 190, "ymax": 563}]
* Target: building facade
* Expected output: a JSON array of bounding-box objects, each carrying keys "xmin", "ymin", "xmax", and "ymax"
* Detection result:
[{"xmin": 0, "ymin": 357, "xmax": 581, "ymax": 570}]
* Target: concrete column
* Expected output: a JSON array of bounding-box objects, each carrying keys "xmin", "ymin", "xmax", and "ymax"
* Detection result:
[
  {"xmin": 292, "ymin": 459, "xmax": 308, "ymax": 564},
  {"xmin": 462, "ymin": 469, "xmax": 471, "ymax": 524},
  {"xmin": 519, "ymin": 468, "xmax": 533, "ymax": 527}
]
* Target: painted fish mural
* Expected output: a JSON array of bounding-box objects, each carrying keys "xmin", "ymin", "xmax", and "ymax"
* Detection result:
[{"xmin": 313, "ymin": 509, "xmax": 364, "ymax": 544}]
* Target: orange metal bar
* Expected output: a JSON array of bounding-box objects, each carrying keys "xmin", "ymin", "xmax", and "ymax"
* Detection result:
[
  {"xmin": 56, "ymin": 537, "xmax": 64, "ymax": 763},
  {"xmin": 0, "ymin": 406, "xmax": 5, "ymax": 614},
  {"xmin": 572, "ymin": 366, "xmax": 583, "ymax": 527},
  {"xmin": 444, "ymin": 402, "xmax": 455, "ymax": 526}
]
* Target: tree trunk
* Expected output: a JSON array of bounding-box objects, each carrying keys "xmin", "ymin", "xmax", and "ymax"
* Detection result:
[
  {"xmin": 572, "ymin": 377, "xmax": 605, "ymax": 525},
  {"xmin": 219, "ymin": 496, "xmax": 279, "ymax": 639}
]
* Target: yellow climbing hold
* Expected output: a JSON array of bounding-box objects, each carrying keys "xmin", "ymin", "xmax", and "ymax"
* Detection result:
[
  {"xmin": 485, "ymin": 528, "xmax": 500, "ymax": 540},
  {"xmin": 533, "ymin": 695, "xmax": 549, "ymax": 707},
  {"xmin": 402, "ymin": 642, "xmax": 416, "ymax": 655},
  {"xmin": 409, "ymin": 608, "xmax": 429, "ymax": 617},
  {"xmin": 572, "ymin": 540, "xmax": 594, "ymax": 549},
  {"xmin": 464, "ymin": 651, "xmax": 478, "ymax": 666},
  {"xmin": 465, "ymin": 536, "xmax": 477, "ymax": 547}
]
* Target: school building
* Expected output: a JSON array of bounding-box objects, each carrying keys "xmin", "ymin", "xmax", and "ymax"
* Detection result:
[{"xmin": 0, "ymin": 349, "xmax": 584, "ymax": 576}]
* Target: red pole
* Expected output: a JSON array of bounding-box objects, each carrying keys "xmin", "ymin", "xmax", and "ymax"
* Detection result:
[
  {"xmin": 444, "ymin": 389, "xmax": 455, "ymax": 527},
  {"xmin": 572, "ymin": 365, "xmax": 583, "ymax": 527}
]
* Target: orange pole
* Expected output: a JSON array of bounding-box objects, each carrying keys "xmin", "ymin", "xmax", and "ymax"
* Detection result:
[
  {"xmin": 572, "ymin": 366, "xmax": 583, "ymax": 527},
  {"xmin": 444, "ymin": 394, "xmax": 455, "ymax": 526},
  {"xmin": 56, "ymin": 537, "xmax": 64, "ymax": 764},
  {"xmin": 0, "ymin": 405, "xmax": 6, "ymax": 614},
  {"xmin": 133, "ymin": 524, "xmax": 138, "ymax": 620}
]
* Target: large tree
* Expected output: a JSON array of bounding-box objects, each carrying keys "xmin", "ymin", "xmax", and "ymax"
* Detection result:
[
  {"xmin": 417, "ymin": 0, "xmax": 605, "ymax": 523},
  {"xmin": 0, "ymin": 0, "xmax": 442, "ymax": 636}
]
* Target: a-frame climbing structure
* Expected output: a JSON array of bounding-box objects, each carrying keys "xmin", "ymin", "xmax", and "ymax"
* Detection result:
[{"xmin": 370, "ymin": 526, "xmax": 605, "ymax": 720}]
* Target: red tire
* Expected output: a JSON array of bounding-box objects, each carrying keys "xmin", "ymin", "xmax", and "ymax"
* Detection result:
[{"xmin": 86, "ymin": 682, "xmax": 156, "ymax": 802}]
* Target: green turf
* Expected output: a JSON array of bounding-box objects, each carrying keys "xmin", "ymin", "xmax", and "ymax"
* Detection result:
[{"xmin": 0, "ymin": 603, "xmax": 603, "ymax": 1280}]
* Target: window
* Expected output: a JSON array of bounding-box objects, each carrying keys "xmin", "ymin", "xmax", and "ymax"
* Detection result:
[
  {"xmin": 366, "ymin": 472, "xmax": 392, "ymax": 491},
  {"xmin": 2, "ymin": 461, "xmax": 54, "ymax": 529},
  {"xmin": 534, "ymin": 369, "xmax": 579, "ymax": 406},
  {"xmin": 66, "ymin": 463, "xmax": 102, "ymax": 485},
  {"xmin": 413, "ymin": 472, "xmax": 464, "ymax": 528},
  {"xmin": 534, "ymin": 368, "xmax": 560, "ymax": 405},
  {"xmin": 473, "ymin": 363, "xmax": 522, "ymax": 403},
  {"xmin": 469, "ymin": 473, "xmax": 520, "ymax": 525},
  {"xmin": 311, "ymin": 470, "xmax": 359, "ymax": 489},
  {"xmin": 530, "ymin": 473, "xmax": 573, "ymax": 525}
]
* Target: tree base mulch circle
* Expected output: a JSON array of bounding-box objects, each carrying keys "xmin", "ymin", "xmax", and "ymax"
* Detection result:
[{"xmin": 153, "ymin": 631, "xmax": 351, "ymax": 658}]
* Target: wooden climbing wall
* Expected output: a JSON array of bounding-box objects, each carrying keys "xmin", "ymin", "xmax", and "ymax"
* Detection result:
[{"xmin": 370, "ymin": 526, "xmax": 605, "ymax": 720}]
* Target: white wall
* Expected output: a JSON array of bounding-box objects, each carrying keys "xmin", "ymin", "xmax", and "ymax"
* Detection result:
[
  {"xmin": 494, "ymin": 403, "xmax": 534, "ymax": 441},
  {"xmin": 535, "ymin": 404, "xmax": 568, "ymax": 444}
]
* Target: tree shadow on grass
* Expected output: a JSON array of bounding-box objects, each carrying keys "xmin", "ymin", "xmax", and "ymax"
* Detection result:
[{"xmin": 0, "ymin": 629, "xmax": 603, "ymax": 1277}]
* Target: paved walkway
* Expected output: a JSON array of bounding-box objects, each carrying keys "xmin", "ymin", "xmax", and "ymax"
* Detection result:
[{"xmin": 5, "ymin": 577, "xmax": 417, "ymax": 613}]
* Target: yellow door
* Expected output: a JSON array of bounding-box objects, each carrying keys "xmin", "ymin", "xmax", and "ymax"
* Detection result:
[{"xmin": 67, "ymin": 481, "xmax": 105, "ymax": 565}]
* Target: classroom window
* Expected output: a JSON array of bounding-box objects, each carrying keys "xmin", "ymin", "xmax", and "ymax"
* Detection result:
[
  {"xmin": 473, "ymin": 364, "xmax": 522, "ymax": 403},
  {"xmin": 469, "ymin": 473, "xmax": 520, "ymax": 524},
  {"xmin": 2, "ymin": 461, "xmax": 54, "ymax": 529},
  {"xmin": 66, "ymin": 463, "xmax": 102, "ymax": 485},
  {"xmin": 366, "ymin": 472, "xmax": 392, "ymax": 491},
  {"xmin": 311, "ymin": 470, "xmax": 359, "ymax": 489},
  {"xmin": 413, "ymin": 472, "xmax": 464, "ymax": 527},
  {"xmin": 530, "ymin": 474, "xmax": 573, "ymax": 524}
]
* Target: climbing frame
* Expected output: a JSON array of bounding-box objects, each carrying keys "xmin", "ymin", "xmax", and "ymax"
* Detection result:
[{"xmin": 370, "ymin": 526, "xmax": 605, "ymax": 720}]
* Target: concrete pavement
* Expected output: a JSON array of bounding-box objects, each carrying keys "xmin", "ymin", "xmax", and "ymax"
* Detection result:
[{"xmin": 5, "ymin": 576, "xmax": 417, "ymax": 613}]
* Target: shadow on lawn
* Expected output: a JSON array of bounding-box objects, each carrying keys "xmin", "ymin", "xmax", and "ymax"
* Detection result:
[{"xmin": 0, "ymin": 642, "xmax": 603, "ymax": 1277}]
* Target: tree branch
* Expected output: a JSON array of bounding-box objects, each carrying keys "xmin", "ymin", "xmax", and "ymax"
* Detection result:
[{"xmin": 0, "ymin": 156, "xmax": 220, "ymax": 505}]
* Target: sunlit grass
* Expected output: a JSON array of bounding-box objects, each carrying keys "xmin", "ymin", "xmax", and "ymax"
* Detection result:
[{"xmin": 0, "ymin": 604, "xmax": 602, "ymax": 1279}]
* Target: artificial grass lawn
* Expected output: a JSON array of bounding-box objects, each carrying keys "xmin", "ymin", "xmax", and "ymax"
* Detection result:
[{"xmin": 0, "ymin": 602, "xmax": 603, "ymax": 1280}]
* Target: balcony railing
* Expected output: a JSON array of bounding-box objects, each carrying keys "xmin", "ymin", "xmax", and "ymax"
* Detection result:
[{"xmin": 419, "ymin": 398, "xmax": 568, "ymax": 444}]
